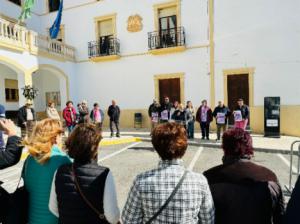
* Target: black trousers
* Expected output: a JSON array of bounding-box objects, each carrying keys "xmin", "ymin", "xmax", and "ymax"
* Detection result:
[
  {"xmin": 110, "ymin": 120, "xmax": 120, "ymax": 135},
  {"xmin": 200, "ymin": 122, "xmax": 210, "ymax": 138}
]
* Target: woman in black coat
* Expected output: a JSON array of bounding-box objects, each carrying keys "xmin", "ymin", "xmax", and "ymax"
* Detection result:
[
  {"xmin": 0, "ymin": 119, "xmax": 23, "ymax": 169},
  {"xmin": 0, "ymin": 119, "xmax": 24, "ymax": 221},
  {"xmin": 204, "ymin": 128, "xmax": 284, "ymax": 224}
]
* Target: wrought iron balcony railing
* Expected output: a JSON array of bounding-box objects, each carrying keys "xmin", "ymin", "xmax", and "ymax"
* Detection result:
[
  {"xmin": 148, "ymin": 27, "xmax": 185, "ymax": 50},
  {"xmin": 88, "ymin": 37, "xmax": 120, "ymax": 58}
]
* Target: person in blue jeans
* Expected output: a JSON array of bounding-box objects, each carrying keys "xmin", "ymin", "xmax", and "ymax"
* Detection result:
[
  {"xmin": 185, "ymin": 101, "xmax": 195, "ymax": 139},
  {"xmin": 0, "ymin": 104, "xmax": 5, "ymax": 150}
]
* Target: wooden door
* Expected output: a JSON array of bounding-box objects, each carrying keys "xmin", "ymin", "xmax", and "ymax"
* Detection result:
[
  {"xmin": 227, "ymin": 74, "xmax": 249, "ymax": 125},
  {"xmin": 159, "ymin": 78, "xmax": 180, "ymax": 104}
]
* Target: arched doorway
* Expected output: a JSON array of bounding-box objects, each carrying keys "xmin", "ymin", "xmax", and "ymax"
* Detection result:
[
  {"xmin": 32, "ymin": 65, "xmax": 69, "ymax": 119},
  {"xmin": 0, "ymin": 57, "xmax": 28, "ymax": 120}
]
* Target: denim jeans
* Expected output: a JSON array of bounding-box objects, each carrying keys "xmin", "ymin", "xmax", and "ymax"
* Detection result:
[
  {"xmin": 187, "ymin": 121, "xmax": 195, "ymax": 139},
  {"xmin": 67, "ymin": 125, "xmax": 75, "ymax": 135}
]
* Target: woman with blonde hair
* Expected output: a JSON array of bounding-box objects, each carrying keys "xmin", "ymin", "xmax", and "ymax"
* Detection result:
[{"xmin": 23, "ymin": 118, "xmax": 71, "ymax": 224}]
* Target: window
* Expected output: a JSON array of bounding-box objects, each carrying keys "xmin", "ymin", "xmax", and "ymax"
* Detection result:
[
  {"xmin": 153, "ymin": 1, "xmax": 180, "ymax": 31},
  {"xmin": 158, "ymin": 6, "xmax": 177, "ymax": 30},
  {"xmin": 89, "ymin": 14, "xmax": 119, "ymax": 58},
  {"xmin": 48, "ymin": 0, "xmax": 60, "ymax": 12},
  {"xmin": 158, "ymin": 8, "xmax": 177, "ymax": 47},
  {"xmin": 149, "ymin": 1, "xmax": 185, "ymax": 51},
  {"xmin": 96, "ymin": 16, "xmax": 115, "ymax": 38},
  {"xmin": 8, "ymin": 0, "xmax": 21, "ymax": 6},
  {"xmin": 5, "ymin": 79, "xmax": 19, "ymax": 102}
]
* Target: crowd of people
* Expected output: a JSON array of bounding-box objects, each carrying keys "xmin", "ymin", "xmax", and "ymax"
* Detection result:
[
  {"xmin": 0, "ymin": 117, "xmax": 299, "ymax": 223},
  {"xmin": 0, "ymin": 97, "xmax": 298, "ymax": 224},
  {"xmin": 2, "ymin": 99, "xmax": 121, "ymax": 140},
  {"xmin": 148, "ymin": 96, "xmax": 249, "ymax": 141}
]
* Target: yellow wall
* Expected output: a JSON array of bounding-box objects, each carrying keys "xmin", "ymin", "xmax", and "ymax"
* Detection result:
[
  {"xmin": 250, "ymin": 106, "xmax": 300, "ymax": 137},
  {"xmin": 281, "ymin": 106, "xmax": 300, "ymax": 137},
  {"xmin": 250, "ymin": 106, "xmax": 264, "ymax": 134}
]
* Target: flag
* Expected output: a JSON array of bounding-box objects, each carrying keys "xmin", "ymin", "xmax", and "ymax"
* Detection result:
[
  {"xmin": 19, "ymin": 0, "xmax": 35, "ymax": 21},
  {"xmin": 50, "ymin": 0, "xmax": 63, "ymax": 39}
]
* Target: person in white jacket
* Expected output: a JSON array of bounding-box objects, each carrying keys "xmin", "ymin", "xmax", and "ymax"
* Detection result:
[{"xmin": 46, "ymin": 101, "xmax": 61, "ymax": 120}]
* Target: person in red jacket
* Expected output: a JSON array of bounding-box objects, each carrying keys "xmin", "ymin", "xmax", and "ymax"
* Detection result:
[
  {"xmin": 63, "ymin": 101, "xmax": 77, "ymax": 134},
  {"xmin": 196, "ymin": 100, "xmax": 213, "ymax": 140}
]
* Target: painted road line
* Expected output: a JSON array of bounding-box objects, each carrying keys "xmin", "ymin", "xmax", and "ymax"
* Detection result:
[
  {"xmin": 98, "ymin": 142, "xmax": 141, "ymax": 163},
  {"xmin": 18, "ymin": 137, "xmax": 142, "ymax": 161},
  {"xmin": 100, "ymin": 137, "xmax": 141, "ymax": 146},
  {"xmin": 188, "ymin": 147, "xmax": 204, "ymax": 171},
  {"xmin": 277, "ymin": 153, "xmax": 297, "ymax": 173}
]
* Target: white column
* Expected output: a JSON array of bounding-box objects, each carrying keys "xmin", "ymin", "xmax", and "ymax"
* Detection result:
[
  {"xmin": 17, "ymin": 72, "xmax": 26, "ymax": 107},
  {"xmin": 59, "ymin": 77, "xmax": 67, "ymax": 111}
]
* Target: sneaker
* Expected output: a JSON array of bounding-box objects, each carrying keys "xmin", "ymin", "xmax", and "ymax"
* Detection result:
[
  {"xmin": 110, "ymin": 133, "xmax": 114, "ymax": 138},
  {"xmin": 116, "ymin": 134, "xmax": 120, "ymax": 138}
]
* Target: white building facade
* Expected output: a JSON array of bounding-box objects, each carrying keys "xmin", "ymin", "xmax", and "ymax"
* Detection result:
[{"xmin": 0, "ymin": 0, "xmax": 299, "ymax": 136}]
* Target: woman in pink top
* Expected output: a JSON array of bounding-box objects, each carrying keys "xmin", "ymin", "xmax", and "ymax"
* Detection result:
[{"xmin": 90, "ymin": 103, "xmax": 105, "ymax": 131}]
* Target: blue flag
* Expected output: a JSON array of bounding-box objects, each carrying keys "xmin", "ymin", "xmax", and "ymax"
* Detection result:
[{"xmin": 49, "ymin": 0, "xmax": 63, "ymax": 39}]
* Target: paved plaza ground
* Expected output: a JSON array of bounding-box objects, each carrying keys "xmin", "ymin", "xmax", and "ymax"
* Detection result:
[{"xmin": 1, "ymin": 135, "xmax": 300, "ymax": 209}]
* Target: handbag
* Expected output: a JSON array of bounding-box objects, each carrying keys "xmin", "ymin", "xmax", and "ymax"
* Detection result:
[
  {"xmin": 71, "ymin": 164, "xmax": 107, "ymax": 221},
  {"xmin": 5, "ymin": 158, "xmax": 29, "ymax": 224},
  {"xmin": 145, "ymin": 170, "xmax": 188, "ymax": 224}
]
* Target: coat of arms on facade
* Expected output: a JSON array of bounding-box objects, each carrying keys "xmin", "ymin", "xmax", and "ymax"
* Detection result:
[{"xmin": 127, "ymin": 14, "xmax": 143, "ymax": 32}]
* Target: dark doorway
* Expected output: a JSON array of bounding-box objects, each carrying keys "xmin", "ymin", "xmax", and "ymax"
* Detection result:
[
  {"xmin": 159, "ymin": 78, "xmax": 180, "ymax": 104},
  {"xmin": 159, "ymin": 15, "xmax": 177, "ymax": 48},
  {"xmin": 227, "ymin": 74, "xmax": 249, "ymax": 125}
]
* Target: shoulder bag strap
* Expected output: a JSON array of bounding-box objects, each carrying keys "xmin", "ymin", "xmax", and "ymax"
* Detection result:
[
  {"xmin": 71, "ymin": 164, "xmax": 106, "ymax": 220},
  {"xmin": 145, "ymin": 170, "xmax": 189, "ymax": 224},
  {"xmin": 15, "ymin": 156, "xmax": 29, "ymax": 190}
]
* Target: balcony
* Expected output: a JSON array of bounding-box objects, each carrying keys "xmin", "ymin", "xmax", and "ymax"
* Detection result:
[
  {"xmin": 148, "ymin": 27, "xmax": 186, "ymax": 55},
  {"xmin": 88, "ymin": 37, "xmax": 120, "ymax": 62},
  {"xmin": 0, "ymin": 17, "xmax": 75, "ymax": 61}
]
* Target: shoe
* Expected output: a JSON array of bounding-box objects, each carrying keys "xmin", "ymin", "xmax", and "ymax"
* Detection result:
[
  {"xmin": 201, "ymin": 137, "xmax": 205, "ymax": 140},
  {"xmin": 206, "ymin": 137, "xmax": 210, "ymax": 140},
  {"xmin": 110, "ymin": 133, "xmax": 114, "ymax": 138},
  {"xmin": 116, "ymin": 134, "xmax": 120, "ymax": 138}
]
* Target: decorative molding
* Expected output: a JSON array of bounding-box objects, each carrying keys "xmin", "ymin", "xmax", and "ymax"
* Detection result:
[
  {"xmin": 76, "ymin": 43, "xmax": 209, "ymax": 63},
  {"xmin": 127, "ymin": 14, "xmax": 143, "ymax": 32},
  {"xmin": 153, "ymin": 0, "xmax": 181, "ymax": 31},
  {"xmin": 154, "ymin": 72, "xmax": 185, "ymax": 104},
  {"xmin": 149, "ymin": 46, "xmax": 186, "ymax": 55},
  {"xmin": 94, "ymin": 13, "xmax": 117, "ymax": 39},
  {"xmin": 223, "ymin": 67, "xmax": 255, "ymax": 107},
  {"xmin": 89, "ymin": 55, "xmax": 120, "ymax": 62},
  {"xmin": 208, "ymin": 0, "xmax": 215, "ymax": 108}
]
